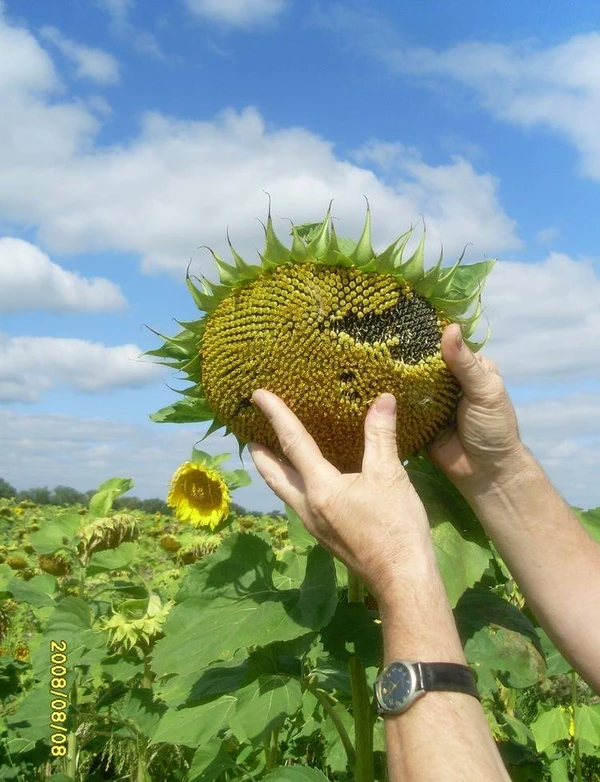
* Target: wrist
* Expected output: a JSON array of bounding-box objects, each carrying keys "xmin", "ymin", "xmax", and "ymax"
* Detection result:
[
  {"xmin": 372, "ymin": 540, "xmax": 439, "ymax": 613},
  {"xmin": 377, "ymin": 553, "xmax": 467, "ymax": 665}
]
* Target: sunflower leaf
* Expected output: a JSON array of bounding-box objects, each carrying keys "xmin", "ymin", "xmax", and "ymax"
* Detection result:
[
  {"xmin": 152, "ymin": 535, "xmax": 337, "ymax": 677},
  {"xmin": 89, "ymin": 478, "xmax": 134, "ymax": 517},
  {"xmin": 221, "ymin": 469, "xmax": 252, "ymax": 491},
  {"xmin": 150, "ymin": 399, "xmax": 214, "ymax": 424}
]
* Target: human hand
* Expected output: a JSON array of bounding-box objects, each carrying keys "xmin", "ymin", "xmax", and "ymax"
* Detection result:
[
  {"xmin": 248, "ymin": 390, "xmax": 435, "ymax": 604},
  {"xmin": 427, "ymin": 324, "xmax": 524, "ymax": 489}
]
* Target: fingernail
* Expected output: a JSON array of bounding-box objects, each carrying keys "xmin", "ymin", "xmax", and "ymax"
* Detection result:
[
  {"xmin": 251, "ymin": 389, "xmax": 268, "ymax": 406},
  {"xmin": 374, "ymin": 393, "xmax": 396, "ymax": 415},
  {"xmin": 455, "ymin": 327, "xmax": 464, "ymax": 351}
]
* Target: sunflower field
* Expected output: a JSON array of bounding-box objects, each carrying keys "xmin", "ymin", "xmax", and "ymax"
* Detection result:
[{"xmin": 1, "ymin": 467, "xmax": 599, "ymax": 782}]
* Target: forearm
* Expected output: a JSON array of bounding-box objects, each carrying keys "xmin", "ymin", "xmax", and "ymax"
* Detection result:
[
  {"xmin": 379, "ymin": 554, "xmax": 510, "ymax": 782},
  {"xmin": 458, "ymin": 446, "xmax": 600, "ymax": 691}
]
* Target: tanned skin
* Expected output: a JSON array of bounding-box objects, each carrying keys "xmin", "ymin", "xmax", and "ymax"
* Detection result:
[{"xmin": 248, "ymin": 324, "xmax": 598, "ymax": 781}]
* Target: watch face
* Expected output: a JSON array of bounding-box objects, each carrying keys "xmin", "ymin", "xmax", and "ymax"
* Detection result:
[{"xmin": 378, "ymin": 662, "xmax": 415, "ymax": 711}]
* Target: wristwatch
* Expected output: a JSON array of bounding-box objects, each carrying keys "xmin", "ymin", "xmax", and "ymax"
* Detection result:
[{"xmin": 374, "ymin": 661, "xmax": 480, "ymax": 715}]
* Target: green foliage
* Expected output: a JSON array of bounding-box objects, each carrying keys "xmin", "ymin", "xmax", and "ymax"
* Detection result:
[
  {"xmin": 2, "ymin": 477, "xmax": 169, "ymax": 512},
  {"xmin": 88, "ymin": 477, "xmax": 135, "ymax": 517},
  {"xmin": 0, "ymin": 478, "xmax": 16, "ymax": 500},
  {"xmin": 1, "ymin": 475, "xmax": 599, "ymax": 781}
]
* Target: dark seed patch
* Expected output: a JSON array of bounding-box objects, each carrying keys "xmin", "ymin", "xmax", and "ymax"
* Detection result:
[
  {"xmin": 234, "ymin": 397, "xmax": 253, "ymax": 416},
  {"xmin": 329, "ymin": 291, "xmax": 440, "ymax": 364}
]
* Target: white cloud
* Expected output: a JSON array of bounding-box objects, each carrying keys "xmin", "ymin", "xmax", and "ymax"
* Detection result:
[
  {"xmin": 515, "ymin": 392, "xmax": 600, "ymax": 511},
  {"xmin": 0, "ymin": 335, "xmax": 159, "ymax": 402},
  {"xmin": 94, "ymin": 0, "xmax": 162, "ymax": 58},
  {"xmin": 184, "ymin": 0, "xmax": 288, "ymax": 28},
  {"xmin": 0, "ymin": 237, "xmax": 126, "ymax": 313},
  {"xmin": 518, "ymin": 393, "xmax": 600, "ymax": 444},
  {"xmin": 354, "ymin": 140, "xmax": 517, "ymax": 259},
  {"xmin": 0, "ymin": 5, "xmax": 58, "ymax": 94},
  {"xmin": 94, "ymin": 0, "xmax": 135, "ymax": 33},
  {"xmin": 0, "ymin": 14, "xmax": 99, "ymax": 184},
  {"xmin": 40, "ymin": 26, "xmax": 120, "ymax": 84},
  {"xmin": 398, "ymin": 35, "xmax": 600, "ymax": 181},
  {"xmin": 0, "ymin": 398, "xmax": 597, "ymax": 510},
  {"xmin": 28, "ymin": 108, "xmax": 516, "ymax": 274},
  {"xmin": 0, "ymin": 409, "xmax": 278, "ymax": 511},
  {"xmin": 479, "ymin": 253, "xmax": 600, "ymax": 384},
  {"xmin": 328, "ymin": 6, "xmax": 600, "ymax": 183},
  {"xmin": 0, "ymin": 13, "xmax": 519, "ymax": 277},
  {"xmin": 535, "ymin": 227, "xmax": 560, "ymax": 246}
]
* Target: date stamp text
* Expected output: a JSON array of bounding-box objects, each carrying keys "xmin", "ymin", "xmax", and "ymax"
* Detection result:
[{"xmin": 49, "ymin": 641, "xmax": 68, "ymax": 757}]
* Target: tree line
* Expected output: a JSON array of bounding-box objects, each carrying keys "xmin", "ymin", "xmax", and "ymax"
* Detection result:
[
  {"xmin": 0, "ymin": 477, "xmax": 274, "ymax": 516},
  {"xmin": 0, "ymin": 477, "xmax": 169, "ymax": 515}
]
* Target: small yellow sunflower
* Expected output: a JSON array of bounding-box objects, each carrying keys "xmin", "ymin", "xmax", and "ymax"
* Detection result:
[
  {"xmin": 167, "ymin": 461, "xmax": 231, "ymax": 529},
  {"xmin": 14, "ymin": 643, "xmax": 30, "ymax": 662},
  {"xmin": 166, "ymin": 449, "xmax": 250, "ymax": 529}
]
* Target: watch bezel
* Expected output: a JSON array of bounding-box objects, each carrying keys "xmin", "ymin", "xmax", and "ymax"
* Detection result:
[{"xmin": 374, "ymin": 660, "xmax": 425, "ymax": 715}]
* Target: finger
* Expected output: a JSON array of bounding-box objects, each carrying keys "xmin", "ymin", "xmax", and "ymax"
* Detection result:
[
  {"xmin": 251, "ymin": 389, "xmax": 339, "ymax": 483},
  {"xmin": 475, "ymin": 353, "xmax": 500, "ymax": 376},
  {"xmin": 426, "ymin": 423, "xmax": 461, "ymax": 464},
  {"xmin": 440, "ymin": 324, "xmax": 502, "ymax": 405},
  {"xmin": 361, "ymin": 393, "xmax": 402, "ymax": 478},
  {"xmin": 428, "ymin": 423, "xmax": 455, "ymax": 449},
  {"xmin": 248, "ymin": 444, "xmax": 321, "ymax": 540},
  {"xmin": 248, "ymin": 442, "xmax": 309, "ymax": 511}
]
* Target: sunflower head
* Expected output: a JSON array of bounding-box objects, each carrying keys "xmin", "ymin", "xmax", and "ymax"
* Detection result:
[
  {"xmin": 159, "ymin": 534, "xmax": 182, "ymax": 553},
  {"xmin": 6, "ymin": 556, "xmax": 28, "ymax": 571},
  {"xmin": 167, "ymin": 451, "xmax": 231, "ymax": 530},
  {"xmin": 39, "ymin": 553, "xmax": 72, "ymax": 577},
  {"xmin": 150, "ymin": 205, "xmax": 494, "ymax": 471},
  {"xmin": 175, "ymin": 531, "xmax": 223, "ymax": 564},
  {"xmin": 78, "ymin": 513, "xmax": 139, "ymax": 556},
  {"xmin": 14, "ymin": 643, "xmax": 29, "ymax": 662},
  {"xmin": 102, "ymin": 594, "xmax": 173, "ymax": 651}
]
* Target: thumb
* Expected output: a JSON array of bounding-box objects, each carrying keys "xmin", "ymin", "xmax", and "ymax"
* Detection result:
[
  {"xmin": 361, "ymin": 393, "xmax": 400, "ymax": 474},
  {"xmin": 441, "ymin": 324, "xmax": 497, "ymax": 405}
]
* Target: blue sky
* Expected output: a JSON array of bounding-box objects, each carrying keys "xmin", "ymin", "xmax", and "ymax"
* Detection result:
[{"xmin": 0, "ymin": 0, "xmax": 599, "ymax": 511}]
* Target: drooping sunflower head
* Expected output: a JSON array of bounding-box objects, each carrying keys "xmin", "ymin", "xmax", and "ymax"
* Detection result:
[
  {"xmin": 6, "ymin": 555, "xmax": 28, "ymax": 571},
  {"xmin": 159, "ymin": 534, "xmax": 182, "ymax": 553},
  {"xmin": 150, "ymin": 206, "xmax": 494, "ymax": 471},
  {"xmin": 175, "ymin": 531, "xmax": 223, "ymax": 564},
  {"xmin": 78, "ymin": 513, "xmax": 139, "ymax": 556},
  {"xmin": 39, "ymin": 553, "xmax": 72, "ymax": 577}
]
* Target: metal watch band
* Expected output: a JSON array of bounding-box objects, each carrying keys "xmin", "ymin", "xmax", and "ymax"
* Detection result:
[{"xmin": 416, "ymin": 662, "xmax": 480, "ymax": 700}]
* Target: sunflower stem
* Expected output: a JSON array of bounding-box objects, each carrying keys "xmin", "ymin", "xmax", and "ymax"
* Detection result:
[
  {"xmin": 571, "ymin": 672, "xmax": 582, "ymax": 782},
  {"xmin": 77, "ymin": 560, "xmax": 86, "ymax": 600},
  {"xmin": 262, "ymin": 729, "xmax": 278, "ymax": 771},
  {"xmin": 347, "ymin": 569, "xmax": 364, "ymax": 603},
  {"xmin": 347, "ymin": 568, "xmax": 374, "ymax": 782},
  {"xmin": 303, "ymin": 679, "xmax": 356, "ymax": 767},
  {"xmin": 66, "ymin": 675, "xmax": 78, "ymax": 779},
  {"xmin": 136, "ymin": 744, "xmax": 151, "ymax": 782},
  {"xmin": 142, "ymin": 655, "xmax": 153, "ymax": 689}
]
